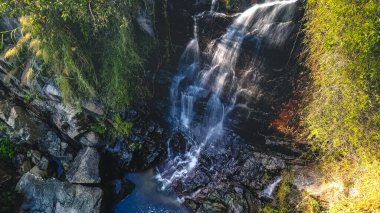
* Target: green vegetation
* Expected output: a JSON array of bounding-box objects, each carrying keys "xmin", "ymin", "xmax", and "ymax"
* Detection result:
[
  {"xmin": 0, "ymin": 122, "xmax": 14, "ymax": 159},
  {"xmin": 224, "ymin": 0, "xmax": 239, "ymax": 12},
  {"xmin": 91, "ymin": 114, "xmax": 132, "ymax": 138},
  {"xmin": 0, "ymin": 137, "xmax": 14, "ymax": 159},
  {"xmin": 24, "ymin": 90, "xmax": 40, "ymax": 103},
  {"xmin": 112, "ymin": 115, "xmax": 133, "ymax": 137},
  {"xmin": 302, "ymin": 0, "xmax": 380, "ymax": 212},
  {"xmin": 0, "ymin": 0, "xmax": 154, "ymax": 109},
  {"xmin": 91, "ymin": 119, "xmax": 108, "ymax": 136},
  {"xmin": 260, "ymin": 173, "xmax": 295, "ymax": 213}
]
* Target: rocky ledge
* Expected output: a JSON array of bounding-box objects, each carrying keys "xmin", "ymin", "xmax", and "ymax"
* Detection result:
[{"xmin": 0, "ymin": 57, "xmax": 167, "ymax": 212}]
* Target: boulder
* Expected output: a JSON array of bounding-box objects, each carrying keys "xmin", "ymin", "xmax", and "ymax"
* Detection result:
[
  {"xmin": 80, "ymin": 131, "xmax": 103, "ymax": 147},
  {"xmin": 40, "ymin": 131, "xmax": 74, "ymax": 162},
  {"xmin": 43, "ymin": 84, "xmax": 62, "ymax": 101},
  {"xmin": 66, "ymin": 147, "xmax": 101, "ymax": 184},
  {"xmin": 16, "ymin": 172, "xmax": 102, "ymax": 213},
  {"xmin": 83, "ymin": 102, "xmax": 105, "ymax": 116}
]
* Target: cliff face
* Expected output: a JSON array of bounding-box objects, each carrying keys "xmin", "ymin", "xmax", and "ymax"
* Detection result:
[{"xmin": 0, "ymin": 1, "xmax": 314, "ymax": 212}]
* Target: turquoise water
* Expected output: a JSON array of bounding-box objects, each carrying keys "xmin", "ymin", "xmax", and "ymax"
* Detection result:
[{"xmin": 115, "ymin": 169, "xmax": 188, "ymax": 213}]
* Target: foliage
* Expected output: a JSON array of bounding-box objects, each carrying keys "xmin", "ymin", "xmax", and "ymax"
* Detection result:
[
  {"xmin": 304, "ymin": 0, "xmax": 380, "ymax": 160},
  {"xmin": 0, "ymin": 122, "xmax": 14, "ymax": 159},
  {"xmin": 224, "ymin": 0, "xmax": 239, "ymax": 11},
  {"xmin": 0, "ymin": 0, "xmax": 152, "ymax": 109},
  {"xmin": 112, "ymin": 115, "xmax": 133, "ymax": 137},
  {"xmin": 260, "ymin": 205, "xmax": 280, "ymax": 213},
  {"xmin": 24, "ymin": 90, "xmax": 40, "ymax": 103},
  {"xmin": 0, "ymin": 138, "xmax": 14, "ymax": 159},
  {"xmin": 297, "ymin": 192, "xmax": 321, "ymax": 213},
  {"xmin": 302, "ymin": 0, "xmax": 380, "ymax": 211},
  {"xmin": 276, "ymin": 173, "xmax": 294, "ymax": 212},
  {"xmin": 100, "ymin": 18, "xmax": 145, "ymax": 109}
]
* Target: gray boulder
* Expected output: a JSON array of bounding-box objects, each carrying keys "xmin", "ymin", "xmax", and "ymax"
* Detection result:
[
  {"xmin": 80, "ymin": 131, "xmax": 103, "ymax": 147},
  {"xmin": 17, "ymin": 172, "xmax": 102, "ymax": 213},
  {"xmin": 43, "ymin": 84, "xmax": 62, "ymax": 101},
  {"xmin": 66, "ymin": 147, "xmax": 101, "ymax": 184}
]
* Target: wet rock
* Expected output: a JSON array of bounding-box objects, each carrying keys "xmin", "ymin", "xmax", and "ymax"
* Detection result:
[
  {"xmin": 169, "ymin": 132, "xmax": 187, "ymax": 153},
  {"xmin": 196, "ymin": 11, "xmax": 238, "ymax": 49},
  {"xmin": 107, "ymin": 108, "xmax": 166, "ymax": 171},
  {"xmin": 171, "ymin": 141, "xmax": 294, "ymax": 212},
  {"xmin": 83, "ymin": 101, "xmax": 105, "ymax": 116},
  {"xmin": 51, "ymin": 103, "xmax": 84, "ymax": 140},
  {"xmin": 4, "ymin": 106, "xmax": 42, "ymax": 144},
  {"xmin": 37, "ymin": 156, "xmax": 50, "ymax": 171},
  {"xmin": 120, "ymin": 151, "xmax": 133, "ymax": 167},
  {"xmin": 80, "ymin": 131, "xmax": 103, "ymax": 147},
  {"xmin": 43, "ymin": 84, "xmax": 62, "ymax": 101},
  {"xmin": 253, "ymin": 152, "xmax": 286, "ymax": 171},
  {"xmin": 30, "ymin": 166, "xmax": 48, "ymax": 178},
  {"xmin": 20, "ymin": 160, "xmax": 32, "ymax": 174},
  {"xmin": 27, "ymin": 150, "xmax": 42, "ymax": 165},
  {"xmin": 17, "ymin": 172, "xmax": 102, "ymax": 213},
  {"xmin": 39, "ymin": 131, "xmax": 74, "ymax": 167},
  {"xmin": 66, "ymin": 147, "xmax": 101, "ymax": 184}
]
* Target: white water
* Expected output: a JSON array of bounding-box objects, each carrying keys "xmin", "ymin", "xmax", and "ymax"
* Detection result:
[
  {"xmin": 211, "ymin": 0, "xmax": 219, "ymax": 12},
  {"xmin": 260, "ymin": 177, "xmax": 282, "ymax": 198},
  {"xmin": 157, "ymin": 0, "xmax": 299, "ymax": 190}
]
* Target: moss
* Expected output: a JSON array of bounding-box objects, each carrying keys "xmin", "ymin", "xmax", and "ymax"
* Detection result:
[
  {"xmin": 260, "ymin": 205, "xmax": 281, "ymax": 213},
  {"xmin": 91, "ymin": 119, "xmax": 108, "ymax": 136},
  {"xmin": 24, "ymin": 89, "xmax": 40, "ymax": 104},
  {"xmin": 302, "ymin": 0, "xmax": 380, "ymax": 211},
  {"xmin": 298, "ymin": 193, "xmax": 321, "ymax": 213},
  {"xmin": 112, "ymin": 115, "xmax": 133, "ymax": 138},
  {"xmin": 99, "ymin": 18, "xmax": 147, "ymax": 109},
  {"xmin": 276, "ymin": 173, "xmax": 293, "ymax": 212}
]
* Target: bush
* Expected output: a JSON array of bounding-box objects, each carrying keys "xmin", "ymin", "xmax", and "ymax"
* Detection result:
[
  {"xmin": 0, "ymin": 138, "xmax": 14, "ymax": 159},
  {"xmin": 0, "ymin": 0, "xmax": 152, "ymax": 109},
  {"xmin": 302, "ymin": 0, "xmax": 380, "ymax": 211},
  {"xmin": 112, "ymin": 115, "xmax": 133, "ymax": 137}
]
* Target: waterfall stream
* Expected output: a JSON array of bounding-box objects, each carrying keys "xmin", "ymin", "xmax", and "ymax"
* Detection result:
[{"xmin": 157, "ymin": 0, "xmax": 299, "ymax": 190}]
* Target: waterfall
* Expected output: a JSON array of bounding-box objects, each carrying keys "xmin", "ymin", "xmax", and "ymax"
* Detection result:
[
  {"xmin": 211, "ymin": 0, "xmax": 218, "ymax": 12},
  {"xmin": 260, "ymin": 177, "xmax": 282, "ymax": 198},
  {"xmin": 158, "ymin": 0, "xmax": 299, "ymax": 190}
]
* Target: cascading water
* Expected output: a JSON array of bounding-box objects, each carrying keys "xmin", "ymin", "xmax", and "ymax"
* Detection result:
[
  {"xmin": 157, "ymin": 0, "xmax": 299, "ymax": 191},
  {"xmin": 211, "ymin": 0, "xmax": 219, "ymax": 12}
]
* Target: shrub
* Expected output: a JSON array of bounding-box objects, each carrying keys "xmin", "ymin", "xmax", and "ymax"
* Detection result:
[
  {"xmin": 112, "ymin": 115, "xmax": 133, "ymax": 137},
  {"xmin": 0, "ymin": 0, "xmax": 152, "ymax": 109},
  {"xmin": 302, "ymin": 0, "xmax": 380, "ymax": 211}
]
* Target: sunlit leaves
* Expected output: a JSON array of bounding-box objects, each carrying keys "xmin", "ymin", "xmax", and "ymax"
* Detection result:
[
  {"xmin": 303, "ymin": 0, "xmax": 380, "ymax": 211},
  {"xmin": 0, "ymin": 0, "xmax": 149, "ymax": 108}
]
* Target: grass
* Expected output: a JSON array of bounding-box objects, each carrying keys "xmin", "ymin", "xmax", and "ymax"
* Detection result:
[
  {"xmin": 300, "ymin": 0, "xmax": 380, "ymax": 212},
  {"xmin": 1, "ymin": 0, "xmax": 153, "ymax": 110}
]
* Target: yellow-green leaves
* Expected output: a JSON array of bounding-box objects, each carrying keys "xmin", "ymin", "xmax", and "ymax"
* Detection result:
[
  {"xmin": 303, "ymin": 0, "xmax": 380, "ymax": 211},
  {"xmin": 1, "ymin": 0, "xmax": 150, "ymax": 109}
]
